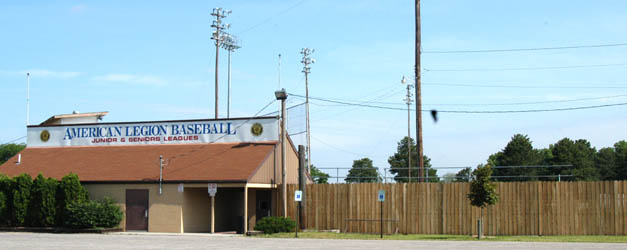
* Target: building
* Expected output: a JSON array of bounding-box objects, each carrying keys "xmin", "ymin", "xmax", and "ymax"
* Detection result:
[{"xmin": 0, "ymin": 112, "xmax": 306, "ymax": 233}]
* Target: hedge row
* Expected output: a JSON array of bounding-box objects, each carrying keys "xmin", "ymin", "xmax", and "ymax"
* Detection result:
[{"xmin": 0, "ymin": 173, "xmax": 122, "ymax": 229}]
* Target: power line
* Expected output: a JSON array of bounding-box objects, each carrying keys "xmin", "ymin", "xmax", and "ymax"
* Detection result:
[
  {"xmin": 295, "ymin": 93, "xmax": 627, "ymax": 107},
  {"xmin": 424, "ymin": 63, "xmax": 627, "ymax": 72},
  {"xmin": 431, "ymin": 94, "xmax": 627, "ymax": 106},
  {"xmin": 1, "ymin": 136, "xmax": 26, "ymax": 144},
  {"xmin": 423, "ymin": 42, "xmax": 627, "ymax": 54},
  {"xmin": 236, "ymin": 0, "xmax": 307, "ymax": 35},
  {"xmin": 289, "ymin": 93, "xmax": 627, "ymax": 113},
  {"xmin": 311, "ymin": 135, "xmax": 371, "ymax": 158},
  {"xmin": 423, "ymin": 82, "xmax": 627, "ymax": 89}
]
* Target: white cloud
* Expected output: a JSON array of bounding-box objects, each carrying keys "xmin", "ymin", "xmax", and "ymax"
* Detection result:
[
  {"xmin": 92, "ymin": 73, "xmax": 167, "ymax": 86},
  {"xmin": 0, "ymin": 69, "xmax": 81, "ymax": 78}
]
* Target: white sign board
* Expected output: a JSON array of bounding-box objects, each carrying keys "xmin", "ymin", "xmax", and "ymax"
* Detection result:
[
  {"xmin": 208, "ymin": 183, "xmax": 218, "ymax": 196},
  {"xmin": 178, "ymin": 183, "xmax": 184, "ymax": 193},
  {"xmin": 27, "ymin": 117, "xmax": 278, "ymax": 147},
  {"xmin": 294, "ymin": 190, "xmax": 303, "ymax": 202},
  {"xmin": 378, "ymin": 190, "xmax": 385, "ymax": 202}
]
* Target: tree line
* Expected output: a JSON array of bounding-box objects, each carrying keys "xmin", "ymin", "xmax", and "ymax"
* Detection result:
[
  {"xmin": 310, "ymin": 134, "xmax": 627, "ymax": 183},
  {"xmin": 310, "ymin": 136, "xmax": 439, "ymax": 183}
]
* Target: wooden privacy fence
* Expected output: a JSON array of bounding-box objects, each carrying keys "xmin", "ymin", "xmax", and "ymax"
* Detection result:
[{"xmin": 285, "ymin": 181, "xmax": 627, "ymax": 235}]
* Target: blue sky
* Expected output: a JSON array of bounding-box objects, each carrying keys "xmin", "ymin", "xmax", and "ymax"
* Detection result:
[{"xmin": 2, "ymin": 0, "xmax": 627, "ymax": 180}]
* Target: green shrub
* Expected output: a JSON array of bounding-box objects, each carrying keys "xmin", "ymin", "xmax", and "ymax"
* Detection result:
[
  {"xmin": 28, "ymin": 174, "xmax": 58, "ymax": 227},
  {"xmin": 0, "ymin": 174, "xmax": 12, "ymax": 226},
  {"xmin": 56, "ymin": 173, "xmax": 88, "ymax": 225},
  {"xmin": 12, "ymin": 174, "xmax": 33, "ymax": 226},
  {"xmin": 64, "ymin": 197, "xmax": 122, "ymax": 229},
  {"xmin": 254, "ymin": 216, "xmax": 296, "ymax": 234}
]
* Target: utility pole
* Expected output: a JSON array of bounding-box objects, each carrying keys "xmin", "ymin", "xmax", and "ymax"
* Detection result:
[
  {"xmin": 414, "ymin": 0, "xmax": 424, "ymax": 181},
  {"xmin": 401, "ymin": 76, "xmax": 414, "ymax": 183},
  {"xmin": 301, "ymin": 48, "xmax": 315, "ymax": 174},
  {"xmin": 211, "ymin": 8, "xmax": 231, "ymax": 119},
  {"xmin": 220, "ymin": 33, "xmax": 240, "ymax": 118}
]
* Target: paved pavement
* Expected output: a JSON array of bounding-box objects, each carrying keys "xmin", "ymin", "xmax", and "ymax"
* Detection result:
[{"xmin": 0, "ymin": 232, "xmax": 625, "ymax": 250}]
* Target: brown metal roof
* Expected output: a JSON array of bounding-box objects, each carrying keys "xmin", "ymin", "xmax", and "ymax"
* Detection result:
[{"xmin": 0, "ymin": 142, "xmax": 277, "ymax": 183}]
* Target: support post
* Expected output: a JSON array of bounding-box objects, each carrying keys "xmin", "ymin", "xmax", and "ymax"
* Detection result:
[
  {"xmin": 244, "ymin": 185, "xmax": 248, "ymax": 234},
  {"xmin": 211, "ymin": 195, "xmax": 215, "ymax": 233},
  {"xmin": 275, "ymin": 89, "xmax": 288, "ymax": 217},
  {"xmin": 298, "ymin": 145, "xmax": 306, "ymax": 229},
  {"xmin": 380, "ymin": 200, "xmax": 384, "ymax": 238}
]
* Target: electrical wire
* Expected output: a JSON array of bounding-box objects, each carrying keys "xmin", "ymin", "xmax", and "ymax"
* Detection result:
[
  {"xmin": 424, "ymin": 63, "xmax": 627, "ymax": 72},
  {"xmin": 293, "ymin": 93, "xmax": 627, "ymax": 107},
  {"xmin": 236, "ymin": 0, "xmax": 307, "ymax": 35},
  {"xmin": 422, "ymin": 82, "xmax": 627, "ymax": 89},
  {"xmin": 1, "ymin": 136, "xmax": 26, "ymax": 144},
  {"xmin": 423, "ymin": 42, "xmax": 627, "ymax": 54},
  {"xmin": 289, "ymin": 93, "xmax": 627, "ymax": 113}
]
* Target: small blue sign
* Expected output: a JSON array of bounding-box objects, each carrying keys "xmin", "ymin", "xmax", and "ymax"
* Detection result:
[
  {"xmin": 378, "ymin": 190, "xmax": 385, "ymax": 202},
  {"xmin": 295, "ymin": 190, "xmax": 303, "ymax": 202}
]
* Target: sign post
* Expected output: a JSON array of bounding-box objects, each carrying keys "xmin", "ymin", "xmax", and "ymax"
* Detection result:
[
  {"xmin": 295, "ymin": 190, "xmax": 303, "ymax": 238},
  {"xmin": 208, "ymin": 183, "xmax": 218, "ymax": 233},
  {"xmin": 378, "ymin": 190, "xmax": 385, "ymax": 239}
]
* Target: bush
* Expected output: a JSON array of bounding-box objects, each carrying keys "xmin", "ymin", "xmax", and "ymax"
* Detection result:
[
  {"xmin": 64, "ymin": 197, "xmax": 123, "ymax": 229},
  {"xmin": 28, "ymin": 174, "xmax": 58, "ymax": 227},
  {"xmin": 254, "ymin": 216, "xmax": 296, "ymax": 234},
  {"xmin": 56, "ymin": 173, "xmax": 88, "ymax": 225},
  {"xmin": 0, "ymin": 174, "xmax": 12, "ymax": 226},
  {"xmin": 12, "ymin": 174, "xmax": 33, "ymax": 226}
]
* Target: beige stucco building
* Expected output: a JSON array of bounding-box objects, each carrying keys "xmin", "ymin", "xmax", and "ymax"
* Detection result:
[{"xmin": 0, "ymin": 112, "xmax": 306, "ymax": 233}]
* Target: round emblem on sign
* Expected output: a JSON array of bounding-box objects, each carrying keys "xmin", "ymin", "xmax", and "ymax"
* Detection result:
[
  {"xmin": 251, "ymin": 123, "xmax": 263, "ymax": 136},
  {"xmin": 40, "ymin": 130, "xmax": 50, "ymax": 142}
]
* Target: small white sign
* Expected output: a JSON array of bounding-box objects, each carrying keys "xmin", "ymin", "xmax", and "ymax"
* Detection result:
[
  {"xmin": 178, "ymin": 183, "xmax": 184, "ymax": 193},
  {"xmin": 208, "ymin": 183, "xmax": 218, "ymax": 196},
  {"xmin": 295, "ymin": 190, "xmax": 303, "ymax": 202},
  {"xmin": 378, "ymin": 190, "xmax": 385, "ymax": 202}
]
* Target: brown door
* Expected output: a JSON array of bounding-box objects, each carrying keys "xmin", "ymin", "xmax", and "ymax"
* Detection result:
[{"xmin": 126, "ymin": 189, "xmax": 149, "ymax": 231}]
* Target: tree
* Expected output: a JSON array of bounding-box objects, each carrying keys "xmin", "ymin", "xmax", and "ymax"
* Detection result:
[
  {"xmin": 388, "ymin": 137, "xmax": 435, "ymax": 182},
  {"xmin": 467, "ymin": 164, "xmax": 499, "ymax": 239},
  {"xmin": 56, "ymin": 173, "xmax": 89, "ymax": 225},
  {"xmin": 455, "ymin": 167, "xmax": 472, "ymax": 182},
  {"xmin": 549, "ymin": 138, "xmax": 598, "ymax": 181},
  {"xmin": 595, "ymin": 147, "xmax": 617, "ymax": 180},
  {"xmin": 0, "ymin": 143, "xmax": 25, "ymax": 165},
  {"xmin": 614, "ymin": 141, "xmax": 627, "ymax": 180},
  {"xmin": 309, "ymin": 165, "xmax": 330, "ymax": 184},
  {"xmin": 0, "ymin": 174, "xmax": 12, "ymax": 226},
  {"xmin": 345, "ymin": 158, "xmax": 380, "ymax": 183},
  {"xmin": 28, "ymin": 174, "xmax": 58, "ymax": 227},
  {"xmin": 491, "ymin": 134, "xmax": 541, "ymax": 181},
  {"xmin": 12, "ymin": 173, "xmax": 33, "ymax": 226}
]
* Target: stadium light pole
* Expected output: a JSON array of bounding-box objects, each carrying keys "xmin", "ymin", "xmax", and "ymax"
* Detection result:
[
  {"xmin": 220, "ymin": 33, "xmax": 241, "ymax": 118},
  {"xmin": 210, "ymin": 8, "xmax": 231, "ymax": 119}
]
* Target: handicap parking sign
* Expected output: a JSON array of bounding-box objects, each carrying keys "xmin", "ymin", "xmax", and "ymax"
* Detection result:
[
  {"xmin": 378, "ymin": 190, "xmax": 385, "ymax": 202},
  {"xmin": 295, "ymin": 190, "xmax": 303, "ymax": 202}
]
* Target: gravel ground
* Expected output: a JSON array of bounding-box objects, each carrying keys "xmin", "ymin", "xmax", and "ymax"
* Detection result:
[{"xmin": 0, "ymin": 232, "xmax": 625, "ymax": 250}]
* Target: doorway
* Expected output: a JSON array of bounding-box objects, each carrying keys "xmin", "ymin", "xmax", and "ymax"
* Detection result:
[{"xmin": 125, "ymin": 189, "xmax": 149, "ymax": 231}]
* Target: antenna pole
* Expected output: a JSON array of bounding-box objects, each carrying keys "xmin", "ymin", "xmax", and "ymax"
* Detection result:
[{"xmin": 26, "ymin": 72, "xmax": 30, "ymax": 127}]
